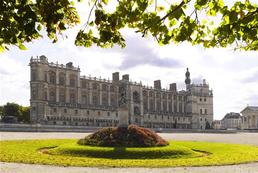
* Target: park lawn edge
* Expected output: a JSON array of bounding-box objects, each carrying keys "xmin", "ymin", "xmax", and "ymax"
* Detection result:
[{"xmin": 0, "ymin": 139, "xmax": 258, "ymax": 168}]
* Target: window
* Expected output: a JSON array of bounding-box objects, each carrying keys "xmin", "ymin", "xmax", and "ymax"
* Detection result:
[
  {"xmin": 134, "ymin": 106, "xmax": 140, "ymax": 115},
  {"xmin": 107, "ymin": 112, "xmax": 110, "ymax": 116},
  {"xmin": 64, "ymin": 109, "xmax": 67, "ymax": 113},
  {"xmin": 49, "ymin": 71, "xmax": 56, "ymax": 84},
  {"xmin": 102, "ymin": 84, "xmax": 107, "ymax": 91},
  {"xmin": 87, "ymin": 110, "xmax": 89, "ymax": 115},
  {"xmin": 31, "ymin": 70, "xmax": 37, "ymax": 81},
  {"xmin": 200, "ymin": 109, "xmax": 202, "ymax": 114},
  {"xmin": 70, "ymin": 78, "xmax": 75, "ymax": 87},
  {"xmin": 59, "ymin": 90, "xmax": 65, "ymax": 103},
  {"xmin": 50, "ymin": 90, "xmax": 56, "ymax": 102},
  {"xmin": 75, "ymin": 110, "xmax": 78, "ymax": 114},
  {"xmin": 204, "ymin": 98, "xmax": 207, "ymax": 102},
  {"xmin": 70, "ymin": 92, "xmax": 76, "ymax": 103},
  {"xmin": 44, "ymin": 72, "xmax": 47, "ymax": 81},
  {"xmin": 205, "ymin": 109, "xmax": 207, "ymax": 114},
  {"xmin": 133, "ymin": 91, "xmax": 140, "ymax": 103},
  {"xmin": 82, "ymin": 95, "xmax": 87, "ymax": 104},
  {"xmin": 116, "ymin": 112, "xmax": 118, "ymax": 117},
  {"xmin": 98, "ymin": 111, "xmax": 100, "ymax": 116},
  {"xmin": 200, "ymin": 98, "xmax": 202, "ymax": 102},
  {"xmin": 53, "ymin": 108, "xmax": 57, "ymax": 112},
  {"xmin": 92, "ymin": 83, "xmax": 98, "ymax": 90},
  {"xmin": 82, "ymin": 81, "xmax": 86, "ymax": 88},
  {"xmin": 59, "ymin": 73, "xmax": 65, "ymax": 85}
]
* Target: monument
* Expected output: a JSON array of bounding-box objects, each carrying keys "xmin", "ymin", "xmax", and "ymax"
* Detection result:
[{"xmin": 118, "ymin": 82, "xmax": 129, "ymax": 127}]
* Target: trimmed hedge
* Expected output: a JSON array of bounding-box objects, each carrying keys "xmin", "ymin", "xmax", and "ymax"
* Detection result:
[{"xmin": 78, "ymin": 125, "xmax": 168, "ymax": 147}]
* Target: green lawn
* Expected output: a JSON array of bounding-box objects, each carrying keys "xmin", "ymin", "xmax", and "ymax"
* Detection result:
[{"xmin": 0, "ymin": 139, "xmax": 258, "ymax": 167}]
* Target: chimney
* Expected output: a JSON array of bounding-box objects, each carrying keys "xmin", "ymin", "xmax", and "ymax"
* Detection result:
[
  {"xmin": 154, "ymin": 80, "xmax": 161, "ymax": 90},
  {"xmin": 169, "ymin": 83, "xmax": 177, "ymax": 91},
  {"xmin": 112, "ymin": 72, "xmax": 119, "ymax": 81},
  {"xmin": 122, "ymin": 74, "xmax": 129, "ymax": 81},
  {"xmin": 66, "ymin": 62, "xmax": 73, "ymax": 68}
]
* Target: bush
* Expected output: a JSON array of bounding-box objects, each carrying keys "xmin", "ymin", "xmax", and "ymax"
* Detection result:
[{"xmin": 78, "ymin": 125, "xmax": 168, "ymax": 147}]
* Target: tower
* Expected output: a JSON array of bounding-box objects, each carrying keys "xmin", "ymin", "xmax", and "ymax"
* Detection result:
[{"xmin": 185, "ymin": 68, "xmax": 191, "ymax": 90}]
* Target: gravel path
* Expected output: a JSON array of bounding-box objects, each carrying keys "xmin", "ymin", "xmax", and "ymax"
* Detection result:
[
  {"xmin": 1, "ymin": 162, "xmax": 258, "ymax": 173},
  {"xmin": 1, "ymin": 132, "xmax": 258, "ymax": 173}
]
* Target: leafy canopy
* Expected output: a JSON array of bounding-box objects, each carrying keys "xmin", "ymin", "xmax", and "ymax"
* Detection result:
[{"xmin": 0, "ymin": 0, "xmax": 257, "ymax": 52}]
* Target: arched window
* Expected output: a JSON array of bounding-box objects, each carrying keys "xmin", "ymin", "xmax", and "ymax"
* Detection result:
[
  {"xmin": 49, "ymin": 90, "xmax": 56, "ymax": 102},
  {"xmin": 92, "ymin": 83, "xmax": 98, "ymax": 90},
  {"xmin": 134, "ymin": 106, "xmax": 140, "ymax": 116},
  {"xmin": 179, "ymin": 103, "xmax": 182, "ymax": 113},
  {"xmin": 31, "ymin": 88, "xmax": 37, "ymax": 99},
  {"xmin": 49, "ymin": 71, "xmax": 56, "ymax": 84},
  {"xmin": 70, "ymin": 91, "xmax": 76, "ymax": 103},
  {"xmin": 110, "ymin": 85, "xmax": 115, "ymax": 92},
  {"xmin": 92, "ymin": 95, "xmax": 99, "ymax": 105},
  {"xmin": 143, "ymin": 90, "xmax": 147, "ymax": 97},
  {"xmin": 102, "ymin": 93, "xmax": 108, "ymax": 106},
  {"xmin": 59, "ymin": 73, "xmax": 65, "ymax": 85},
  {"xmin": 82, "ymin": 95, "xmax": 87, "ymax": 104},
  {"xmin": 31, "ymin": 70, "xmax": 37, "ymax": 81},
  {"xmin": 111, "ymin": 95, "xmax": 116, "ymax": 106},
  {"xmin": 82, "ymin": 81, "xmax": 86, "ymax": 88},
  {"xmin": 150, "ymin": 99, "xmax": 154, "ymax": 112},
  {"xmin": 163, "ymin": 101, "xmax": 167, "ymax": 112},
  {"xmin": 44, "ymin": 90, "xmax": 48, "ymax": 100},
  {"xmin": 59, "ymin": 89, "xmax": 65, "ymax": 102},
  {"xmin": 102, "ymin": 84, "xmax": 107, "ymax": 91},
  {"xmin": 133, "ymin": 91, "xmax": 140, "ymax": 103},
  {"xmin": 70, "ymin": 78, "xmax": 75, "ymax": 87}
]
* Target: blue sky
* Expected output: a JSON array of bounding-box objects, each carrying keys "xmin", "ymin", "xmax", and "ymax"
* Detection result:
[{"xmin": 0, "ymin": 0, "xmax": 258, "ymax": 120}]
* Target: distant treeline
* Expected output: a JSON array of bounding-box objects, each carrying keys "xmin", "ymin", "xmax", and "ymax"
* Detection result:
[{"xmin": 0, "ymin": 103, "xmax": 30, "ymax": 123}]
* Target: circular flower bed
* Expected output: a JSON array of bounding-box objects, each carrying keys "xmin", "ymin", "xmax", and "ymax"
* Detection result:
[{"xmin": 78, "ymin": 125, "xmax": 168, "ymax": 147}]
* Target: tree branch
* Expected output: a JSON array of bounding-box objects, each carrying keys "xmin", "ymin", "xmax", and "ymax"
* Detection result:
[
  {"xmin": 139, "ymin": 0, "xmax": 186, "ymax": 36},
  {"xmin": 82, "ymin": 0, "xmax": 98, "ymax": 31}
]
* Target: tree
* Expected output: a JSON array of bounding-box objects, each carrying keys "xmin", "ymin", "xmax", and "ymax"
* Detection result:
[
  {"xmin": 2, "ymin": 103, "xmax": 30, "ymax": 123},
  {"xmin": 20, "ymin": 106, "xmax": 30, "ymax": 123},
  {"xmin": 1, "ymin": 0, "xmax": 257, "ymax": 52},
  {"xmin": 2, "ymin": 102, "xmax": 22, "ymax": 121}
]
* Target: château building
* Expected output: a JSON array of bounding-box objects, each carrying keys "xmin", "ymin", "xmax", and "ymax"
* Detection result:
[{"xmin": 30, "ymin": 55, "xmax": 213, "ymax": 129}]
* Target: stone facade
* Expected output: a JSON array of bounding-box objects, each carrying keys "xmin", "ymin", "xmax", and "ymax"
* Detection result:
[
  {"xmin": 241, "ymin": 106, "xmax": 258, "ymax": 129},
  {"xmin": 220, "ymin": 112, "xmax": 242, "ymax": 130},
  {"xmin": 30, "ymin": 55, "xmax": 213, "ymax": 129}
]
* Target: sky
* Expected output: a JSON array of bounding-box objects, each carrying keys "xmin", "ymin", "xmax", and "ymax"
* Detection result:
[{"xmin": 0, "ymin": 1, "xmax": 258, "ymax": 120}]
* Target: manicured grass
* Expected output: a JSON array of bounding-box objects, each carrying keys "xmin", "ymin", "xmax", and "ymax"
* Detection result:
[{"xmin": 0, "ymin": 139, "xmax": 258, "ymax": 167}]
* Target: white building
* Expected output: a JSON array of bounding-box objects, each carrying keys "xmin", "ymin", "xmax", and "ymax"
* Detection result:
[
  {"xmin": 241, "ymin": 106, "xmax": 258, "ymax": 130},
  {"xmin": 29, "ymin": 55, "xmax": 213, "ymax": 129},
  {"xmin": 220, "ymin": 112, "xmax": 241, "ymax": 130}
]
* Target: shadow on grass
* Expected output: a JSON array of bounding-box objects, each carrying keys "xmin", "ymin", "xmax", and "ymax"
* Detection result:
[{"xmin": 45, "ymin": 146, "xmax": 202, "ymax": 159}]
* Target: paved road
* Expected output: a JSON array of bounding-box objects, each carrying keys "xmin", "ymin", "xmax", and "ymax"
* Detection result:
[
  {"xmin": 1, "ymin": 132, "xmax": 258, "ymax": 173},
  {"xmin": 1, "ymin": 132, "xmax": 258, "ymax": 145}
]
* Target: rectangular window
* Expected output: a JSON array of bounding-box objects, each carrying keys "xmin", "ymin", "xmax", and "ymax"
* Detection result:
[
  {"xmin": 75, "ymin": 110, "xmax": 78, "ymax": 114},
  {"xmin": 87, "ymin": 110, "xmax": 89, "ymax": 115},
  {"xmin": 53, "ymin": 108, "xmax": 57, "ymax": 112},
  {"xmin": 200, "ymin": 109, "xmax": 202, "ymax": 114},
  {"xmin": 64, "ymin": 109, "xmax": 67, "ymax": 113},
  {"xmin": 205, "ymin": 109, "xmax": 207, "ymax": 114}
]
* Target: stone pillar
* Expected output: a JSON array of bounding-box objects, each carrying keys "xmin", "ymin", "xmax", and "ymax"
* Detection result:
[{"xmin": 118, "ymin": 107, "xmax": 129, "ymax": 127}]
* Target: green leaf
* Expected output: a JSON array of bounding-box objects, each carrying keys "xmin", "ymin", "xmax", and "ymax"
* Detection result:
[{"xmin": 18, "ymin": 43, "xmax": 27, "ymax": 50}]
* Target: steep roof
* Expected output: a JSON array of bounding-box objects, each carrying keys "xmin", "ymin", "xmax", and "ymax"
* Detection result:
[{"xmin": 222, "ymin": 112, "xmax": 241, "ymax": 120}]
